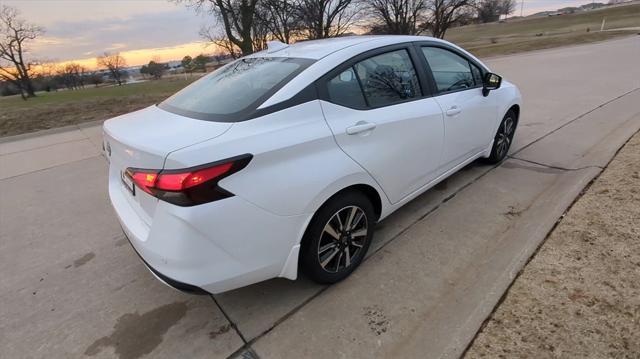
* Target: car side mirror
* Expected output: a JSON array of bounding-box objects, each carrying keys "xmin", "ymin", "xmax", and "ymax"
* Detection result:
[{"xmin": 482, "ymin": 72, "xmax": 502, "ymax": 97}]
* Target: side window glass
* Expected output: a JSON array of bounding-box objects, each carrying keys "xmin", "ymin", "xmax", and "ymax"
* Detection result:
[
  {"xmin": 471, "ymin": 63, "xmax": 483, "ymax": 86},
  {"xmin": 422, "ymin": 47, "xmax": 475, "ymax": 94},
  {"xmin": 354, "ymin": 49, "xmax": 421, "ymax": 107},
  {"xmin": 327, "ymin": 67, "xmax": 367, "ymax": 108}
]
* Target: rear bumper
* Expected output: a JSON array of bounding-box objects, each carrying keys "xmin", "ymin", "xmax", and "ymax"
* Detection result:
[
  {"xmin": 109, "ymin": 175, "xmax": 310, "ymax": 294},
  {"xmin": 123, "ymin": 231, "xmax": 209, "ymax": 295}
]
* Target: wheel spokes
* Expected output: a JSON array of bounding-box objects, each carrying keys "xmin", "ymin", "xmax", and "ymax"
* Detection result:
[
  {"xmin": 321, "ymin": 247, "xmax": 340, "ymax": 269},
  {"xmin": 323, "ymin": 222, "xmax": 340, "ymax": 240},
  {"xmin": 334, "ymin": 251, "xmax": 343, "ymax": 272},
  {"xmin": 317, "ymin": 205, "xmax": 369, "ymax": 273},
  {"xmin": 344, "ymin": 246, "xmax": 351, "ymax": 267},
  {"xmin": 505, "ymin": 118, "xmax": 513, "ymax": 135},
  {"xmin": 350, "ymin": 211, "xmax": 364, "ymax": 231},
  {"xmin": 319, "ymin": 242, "xmax": 337, "ymax": 254},
  {"xmin": 345, "ymin": 207, "xmax": 357, "ymax": 230}
]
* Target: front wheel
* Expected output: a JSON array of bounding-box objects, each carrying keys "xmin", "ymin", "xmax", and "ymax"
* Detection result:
[
  {"xmin": 300, "ymin": 191, "xmax": 375, "ymax": 284},
  {"xmin": 486, "ymin": 110, "xmax": 517, "ymax": 164}
]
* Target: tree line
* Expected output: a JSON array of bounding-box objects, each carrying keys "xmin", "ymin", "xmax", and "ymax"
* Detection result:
[
  {"xmin": 1, "ymin": 1, "xmax": 516, "ymax": 99},
  {"xmin": 181, "ymin": 0, "xmax": 517, "ymax": 57}
]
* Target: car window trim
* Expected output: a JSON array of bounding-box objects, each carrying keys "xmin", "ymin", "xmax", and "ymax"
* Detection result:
[
  {"xmin": 414, "ymin": 43, "xmax": 488, "ymax": 97},
  {"xmin": 317, "ymin": 43, "xmax": 435, "ymax": 111}
]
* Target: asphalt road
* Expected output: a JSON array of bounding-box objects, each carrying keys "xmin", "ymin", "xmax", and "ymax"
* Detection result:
[{"xmin": 1, "ymin": 36, "xmax": 639, "ymax": 359}]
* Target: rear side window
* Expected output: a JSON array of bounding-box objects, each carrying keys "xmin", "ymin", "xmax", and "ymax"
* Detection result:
[
  {"xmin": 355, "ymin": 50, "xmax": 421, "ymax": 107},
  {"xmin": 421, "ymin": 47, "xmax": 481, "ymax": 94},
  {"xmin": 327, "ymin": 68, "xmax": 367, "ymax": 108},
  {"xmin": 159, "ymin": 57, "xmax": 313, "ymax": 122},
  {"xmin": 326, "ymin": 49, "xmax": 421, "ymax": 109}
]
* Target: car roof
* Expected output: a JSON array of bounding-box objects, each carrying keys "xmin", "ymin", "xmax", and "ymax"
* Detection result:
[{"xmin": 248, "ymin": 35, "xmax": 445, "ymax": 60}]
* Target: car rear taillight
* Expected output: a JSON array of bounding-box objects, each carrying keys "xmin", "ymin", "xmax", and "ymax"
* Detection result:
[{"xmin": 125, "ymin": 154, "xmax": 252, "ymax": 206}]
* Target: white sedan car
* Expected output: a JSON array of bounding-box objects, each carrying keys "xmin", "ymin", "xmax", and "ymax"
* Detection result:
[{"xmin": 104, "ymin": 36, "xmax": 521, "ymax": 294}]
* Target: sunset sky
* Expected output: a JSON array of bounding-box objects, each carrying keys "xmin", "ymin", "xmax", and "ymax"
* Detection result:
[{"xmin": 5, "ymin": 0, "xmax": 601, "ymax": 69}]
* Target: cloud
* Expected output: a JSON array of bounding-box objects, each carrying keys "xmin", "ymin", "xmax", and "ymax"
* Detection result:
[{"xmin": 28, "ymin": 8, "xmax": 209, "ymax": 61}]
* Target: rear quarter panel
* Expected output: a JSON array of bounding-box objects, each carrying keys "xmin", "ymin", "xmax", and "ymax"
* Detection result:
[{"xmin": 164, "ymin": 100, "xmax": 387, "ymax": 218}]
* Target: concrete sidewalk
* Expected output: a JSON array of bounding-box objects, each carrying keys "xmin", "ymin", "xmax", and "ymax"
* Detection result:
[{"xmin": 1, "ymin": 36, "xmax": 639, "ymax": 359}]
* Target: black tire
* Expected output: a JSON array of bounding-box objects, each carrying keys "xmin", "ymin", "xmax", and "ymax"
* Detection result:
[
  {"xmin": 300, "ymin": 191, "xmax": 375, "ymax": 284},
  {"xmin": 485, "ymin": 110, "xmax": 517, "ymax": 164}
]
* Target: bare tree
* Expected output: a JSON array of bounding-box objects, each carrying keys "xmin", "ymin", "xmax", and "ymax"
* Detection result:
[
  {"xmin": 96, "ymin": 52, "xmax": 127, "ymax": 85},
  {"xmin": 297, "ymin": 0, "xmax": 360, "ymax": 39},
  {"xmin": 180, "ymin": 0, "xmax": 260, "ymax": 56},
  {"xmin": 423, "ymin": 0, "xmax": 474, "ymax": 38},
  {"xmin": 476, "ymin": 0, "xmax": 501, "ymax": 22},
  {"xmin": 498, "ymin": 0, "xmax": 516, "ymax": 19},
  {"xmin": 257, "ymin": 0, "xmax": 301, "ymax": 43},
  {"xmin": 200, "ymin": 24, "xmax": 242, "ymax": 58},
  {"xmin": 365, "ymin": 0, "xmax": 429, "ymax": 35},
  {"xmin": 57, "ymin": 62, "xmax": 87, "ymax": 90},
  {"xmin": 143, "ymin": 59, "xmax": 166, "ymax": 80},
  {"xmin": 0, "ymin": 5, "xmax": 44, "ymax": 99}
]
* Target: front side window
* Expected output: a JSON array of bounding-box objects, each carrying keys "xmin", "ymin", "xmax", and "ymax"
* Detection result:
[
  {"xmin": 354, "ymin": 49, "xmax": 421, "ymax": 107},
  {"xmin": 160, "ymin": 57, "xmax": 312, "ymax": 121},
  {"xmin": 421, "ymin": 47, "xmax": 481, "ymax": 94}
]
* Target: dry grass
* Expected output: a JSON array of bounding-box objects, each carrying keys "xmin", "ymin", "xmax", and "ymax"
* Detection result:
[
  {"xmin": 0, "ymin": 76, "xmax": 197, "ymax": 137},
  {"xmin": 446, "ymin": 3, "xmax": 640, "ymax": 57},
  {"xmin": 465, "ymin": 132, "xmax": 640, "ymax": 358}
]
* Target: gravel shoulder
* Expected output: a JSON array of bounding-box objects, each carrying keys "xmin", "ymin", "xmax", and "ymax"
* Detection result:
[{"xmin": 465, "ymin": 131, "xmax": 640, "ymax": 358}]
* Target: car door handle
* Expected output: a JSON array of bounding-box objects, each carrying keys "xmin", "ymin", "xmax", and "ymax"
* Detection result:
[
  {"xmin": 445, "ymin": 106, "xmax": 461, "ymax": 116},
  {"xmin": 346, "ymin": 121, "xmax": 377, "ymax": 135}
]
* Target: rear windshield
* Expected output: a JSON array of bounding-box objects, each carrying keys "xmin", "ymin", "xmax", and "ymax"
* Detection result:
[{"xmin": 159, "ymin": 57, "xmax": 314, "ymax": 122}]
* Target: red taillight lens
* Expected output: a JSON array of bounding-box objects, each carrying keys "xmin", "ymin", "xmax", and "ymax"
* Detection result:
[
  {"xmin": 129, "ymin": 170, "xmax": 158, "ymax": 194},
  {"xmin": 125, "ymin": 154, "xmax": 252, "ymax": 206},
  {"xmin": 155, "ymin": 162, "xmax": 233, "ymax": 191}
]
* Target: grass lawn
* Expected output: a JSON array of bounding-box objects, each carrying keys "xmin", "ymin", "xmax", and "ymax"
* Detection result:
[
  {"xmin": 0, "ymin": 76, "xmax": 197, "ymax": 137},
  {"xmin": 446, "ymin": 3, "xmax": 640, "ymax": 57}
]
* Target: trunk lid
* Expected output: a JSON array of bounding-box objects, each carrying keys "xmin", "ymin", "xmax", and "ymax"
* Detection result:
[
  {"xmin": 103, "ymin": 105, "xmax": 233, "ymax": 169},
  {"xmin": 103, "ymin": 105, "xmax": 233, "ymax": 224}
]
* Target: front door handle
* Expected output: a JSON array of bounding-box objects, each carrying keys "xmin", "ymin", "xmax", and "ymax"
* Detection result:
[
  {"xmin": 445, "ymin": 106, "xmax": 461, "ymax": 116},
  {"xmin": 346, "ymin": 121, "xmax": 377, "ymax": 135}
]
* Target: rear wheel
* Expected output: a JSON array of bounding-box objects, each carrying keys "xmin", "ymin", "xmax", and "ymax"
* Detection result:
[
  {"xmin": 300, "ymin": 191, "xmax": 375, "ymax": 284},
  {"xmin": 486, "ymin": 110, "xmax": 517, "ymax": 164}
]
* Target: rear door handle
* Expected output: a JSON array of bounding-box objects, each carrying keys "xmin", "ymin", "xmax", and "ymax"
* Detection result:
[
  {"xmin": 346, "ymin": 121, "xmax": 377, "ymax": 135},
  {"xmin": 445, "ymin": 106, "xmax": 461, "ymax": 116}
]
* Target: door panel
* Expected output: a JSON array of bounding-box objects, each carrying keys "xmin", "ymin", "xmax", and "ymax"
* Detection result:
[
  {"xmin": 321, "ymin": 100, "xmax": 444, "ymax": 204},
  {"xmin": 419, "ymin": 46, "xmax": 498, "ymax": 169},
  {"xmin": 434, "ymin": 89, "xmax": 497, "ymax": 169}
]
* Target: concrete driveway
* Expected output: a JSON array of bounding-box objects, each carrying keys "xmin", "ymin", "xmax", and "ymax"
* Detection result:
[{"xmin": 1, "ymin": 36, "xmax": 639, "ymax": 359}]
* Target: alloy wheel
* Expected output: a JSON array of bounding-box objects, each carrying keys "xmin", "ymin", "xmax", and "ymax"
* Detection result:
[
  {"xmin": 495, "ymin": 116, "xmax": 515, "ymax": 159},
  {"xmin": 317, "ymin": 205, "xmax": 368, "ymax": 273}
]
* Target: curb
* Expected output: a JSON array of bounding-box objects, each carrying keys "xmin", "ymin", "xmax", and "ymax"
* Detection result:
[{"xmin": 0, "ymin": 119, "xmax": 104, "ymax": 144}]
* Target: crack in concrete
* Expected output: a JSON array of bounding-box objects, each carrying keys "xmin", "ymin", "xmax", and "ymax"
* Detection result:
[
  {"xmin": 0, "ymin": 154, "xmax": 102, "ymax": 181},
  {"xmin": 511, "ymin": 87, "xmax": 640, "ymax": 158},
  {"xmin": 209, "ymin": 295, "xmax": 265, "ymax": 359},
  {"xmin": 508, "ymin": 156, "xmax": 604, "ymax": 172},
  {"xmin": 0, "ymin": 137, "xmax": 90, "ymax": 156}
]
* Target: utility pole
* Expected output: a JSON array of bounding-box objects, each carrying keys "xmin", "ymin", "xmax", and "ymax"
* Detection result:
[{"xmin": 520, "ymin": 0, "xmax": 524, "ymax": 17}]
